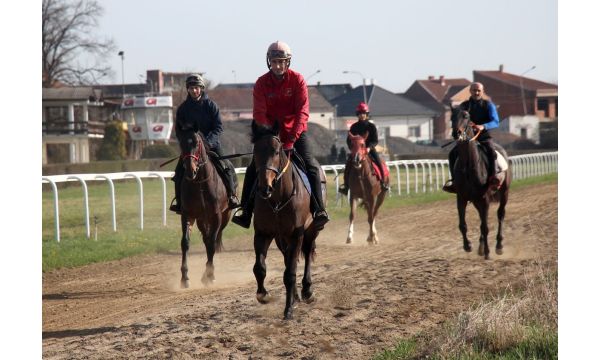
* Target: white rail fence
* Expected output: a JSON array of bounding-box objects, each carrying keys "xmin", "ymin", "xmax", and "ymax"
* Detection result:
[{"xmin": 42, "ymin": 151, "xmax": 557, "ymax": 242}]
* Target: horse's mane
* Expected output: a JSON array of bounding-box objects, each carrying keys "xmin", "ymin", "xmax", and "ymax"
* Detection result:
[{"xmin": 251, "ymin": 120, "xmax": 280, "ymax": 144}]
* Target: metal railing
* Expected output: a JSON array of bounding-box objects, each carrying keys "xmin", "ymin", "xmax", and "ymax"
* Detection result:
[{"xmin": 42, "ymin": 151, "xmax": 558, "ymax": 241}]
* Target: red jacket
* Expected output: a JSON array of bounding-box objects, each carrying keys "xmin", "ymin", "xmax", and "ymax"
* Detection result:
[{"xmin": 253, "ymin": 69, "xmax": 309, "ymax": 149}]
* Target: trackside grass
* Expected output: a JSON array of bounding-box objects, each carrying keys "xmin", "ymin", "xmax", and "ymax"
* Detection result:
[{"xmin": 42, "ymin": 173, "xmax": 556, "ymax": 272}]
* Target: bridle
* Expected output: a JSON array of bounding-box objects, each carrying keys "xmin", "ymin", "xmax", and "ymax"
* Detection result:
[
  {"xmin": 255, "ymin": 135, "xmax": 295, "ymax": 213},
  {"xmin": 257, "ymin": 136, "xmax": 291, "ymax": 183},
  {"xmin": 456, "ymin": 111, "xmax": 482, "ymax": 143},
  {"xmin": 182, "ymin": 136, "xmax": 209, "ymax": 182}
]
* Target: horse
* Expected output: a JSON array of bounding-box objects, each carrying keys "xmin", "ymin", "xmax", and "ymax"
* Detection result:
[
  {"xmin": 250, "ymin": 121, "xmax": 324, "ymax": 320},
  {"xmin": 179, "ymin": 131, "xmax": 235, "ymax": 287},
  {"xmin": 345, "ymin": 132, "xmax": 388, "ymax": 245},
  {"xmin": 451, "ymin": 108, "xmax": 511, "ymax": 260}
]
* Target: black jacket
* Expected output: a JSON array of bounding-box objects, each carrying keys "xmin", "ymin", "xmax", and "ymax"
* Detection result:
[
  {"xmin": 346, "ymin": 120, "xmax": 379, "ymax": 149},
  {"xmin": 175, "ymin": 93, "xmax": 223, "ymax": 149}
]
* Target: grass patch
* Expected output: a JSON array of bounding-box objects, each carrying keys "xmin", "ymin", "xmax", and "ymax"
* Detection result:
[
  {"xmin": 373, "ymin": 261, "xmax": 558, "ymax": 360},
  {"xmin": 42, "ymin": 173, "xmax": 557, "ymax": 272}
]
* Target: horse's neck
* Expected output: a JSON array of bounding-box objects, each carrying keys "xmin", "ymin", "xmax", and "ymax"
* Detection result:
[
  {"xmin": 196, "ymin": 148, "xmax": 216, "ymax": 182},
  {"xmin": 461, "ymin": 141, "xmax": 487, "ymax": 185}
]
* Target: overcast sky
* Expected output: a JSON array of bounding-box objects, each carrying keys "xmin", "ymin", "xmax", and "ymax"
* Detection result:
[{"xmin": 96, "ymin": 0, "xmax": 557, "ymax": 93}]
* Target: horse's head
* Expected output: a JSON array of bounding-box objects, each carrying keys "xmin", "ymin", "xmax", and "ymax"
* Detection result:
[
  {"xmin": 348, "ymin": 131, "xmax": 368, "ymax": 167},
  {"xmin": 180, "ymin": 131, "xmax": 208, "ymax": 181},
  {"xmin": 451, "ymin": 107, "xmax": 477, "ymax": 142},
  {"xmin": 251, "ymin": 121, "xmax": 286, "ymax": 199}
]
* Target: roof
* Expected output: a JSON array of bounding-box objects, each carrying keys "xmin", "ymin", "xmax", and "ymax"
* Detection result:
[
  {"xmin": 474, "ymin": 70, "xmax": 558, "ymax": 91},
  {"xmin": 42, "ymin": 87, "xmax": 102, "ymax": 101},
  {"xmin": 93, "ymin": 83, "xmax": 148, "ymax": 98},
  {"xmin": 213, "ymin": 83, "xmax": 255, "ymax": 89},
  {"xmin": 331, "ymin": 85, "xmax": 439, "ymax": 117},
  {"xmin": 416, "ymin": 78, "xmax": 471, "ymax": 103},
  {"xmin": 310, "ymin": 83, "xmax": 353, "ymax": 102}
]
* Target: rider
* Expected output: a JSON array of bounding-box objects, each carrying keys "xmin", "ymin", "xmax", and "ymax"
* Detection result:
[
  {"xmin": 231, "ymin": 41, "xmax": 329, "ymax": 230},
  {"xmin": 169, "ymin": 73, "xmax": 240, "ymax": 213},
  {"xmin": 443, "ymin": 82, "xmax": 500, "ymax": 193},
  {"xmin": 338, "ymin": 101, "xmax": 390, "ymax": 194}
]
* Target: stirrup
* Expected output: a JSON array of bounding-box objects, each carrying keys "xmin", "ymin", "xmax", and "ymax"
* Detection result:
[
  {"xmin": 231, "ymin": 209, "xmax": 251, "ymax": 228},
  {"xmin": 338, "ymin": 184, "xmax": 348, "ymax": 195},
  {"xmin": 442, "ymin": 180, "xmax": 457, "ymax": 194},
  {"xmin": 312, "ymin": 210, "xmax": 329, "ymax": 230}
]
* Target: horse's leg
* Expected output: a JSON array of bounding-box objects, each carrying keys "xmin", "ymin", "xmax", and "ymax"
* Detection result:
[
  {"xmin": 457, "ymin": 196, "xmax": 471, "ymax": 252},
  {"xmin": 496, "ymin": 188, "xmax": 509, "ymax": 255},
  {"xmin": 475, "ymin": 201, "xmax": 491, "ymax": 260},
  {"xmin": 180, "ymin": 216, "xmax": 193, "ymax": 288},
  {"xmin": 200, "ymin": 220, "xmax": 219, "ymax": 286},
  {"xmin": 366, "ymin": 200, "xmax": 377, "ymax": 245},
  {"xmin": 283, "ymin": 234, "xmax": 302, "ymax": 320},
  {"xmin": 346, "ymin": 195, "xmax": 357, "ymax": 244},
  {"xmin": 369, "ymin": 191, "xmax": 386, "ymax": 245},
  {"xmin": 253, "ymin": 233, "xmax": 274, "ymax": 304},
  {"xmin": 301, "ymin": 231, "xmax": 316, "ymax": 303}
]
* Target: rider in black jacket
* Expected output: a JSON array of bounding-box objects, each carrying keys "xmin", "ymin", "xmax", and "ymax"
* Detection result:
[
  {"xmin": 169, "ymin": 74, "xmax": 240, "ymax": 213},
  {"xmin": 338, "ymin": 102, "xmax": 389, "ymax": 194}
]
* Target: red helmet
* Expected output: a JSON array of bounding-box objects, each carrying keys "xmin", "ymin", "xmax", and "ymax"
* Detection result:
[{"xmin": 356, "ymin": 102, "xmax": 369, "ymax": 114}]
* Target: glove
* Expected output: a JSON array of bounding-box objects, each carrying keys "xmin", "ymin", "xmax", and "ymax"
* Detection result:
[{"xmin": 282, "ymin": 142, "xmax": 294, "ymax": 150}]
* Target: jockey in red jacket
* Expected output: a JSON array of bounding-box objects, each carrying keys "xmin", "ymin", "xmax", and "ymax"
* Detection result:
[{"xmin": 232, "ymin": 41, "xmax": 329, "ymax": 230}]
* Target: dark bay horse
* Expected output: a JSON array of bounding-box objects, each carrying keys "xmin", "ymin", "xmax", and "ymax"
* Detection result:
[
  {"xmin": 345, "ymin": 132, "xmax": 388, "ymax": 244},
  {"xmin": 250, "ymin": 122, "xmax": 324, "ymax": 320},
  {"xmin": 179, "ymin": 131, "xmax": 235, "ymax": 287},
  {"xmin": 452, "ymin": 109, "xmax": 511, "ymax": 260}
]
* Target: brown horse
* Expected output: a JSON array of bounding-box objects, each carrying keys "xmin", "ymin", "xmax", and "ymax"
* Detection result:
[
  {"xmin": 345, "ymin": 132, "xmax": 388, "ymax": 244},
  {"xmin": 452, "ymin": 108, "xmax": 511, "ymax": 260},
  {"xmin": 179, "ymin": 131, "xmax": 235, "ymax": 287},
  {"xmin": 250, "ymin": 122, "xmax": 324, "ymax": 320}
]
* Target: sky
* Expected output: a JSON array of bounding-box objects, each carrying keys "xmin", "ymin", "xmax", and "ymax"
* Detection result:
[{"xmin": 96, "ymin": 0, "xmax": 558, "ymax": 93}]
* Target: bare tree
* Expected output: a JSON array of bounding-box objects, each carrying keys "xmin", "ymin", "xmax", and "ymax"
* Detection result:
[{"xmin": 42, "ymin": 0, "xmax": 116, "ymax": 87}]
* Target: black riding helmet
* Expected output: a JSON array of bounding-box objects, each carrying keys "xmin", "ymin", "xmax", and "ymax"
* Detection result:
[{"xmin": 185, "ymin": 73, "xmax": 205, "ymax": 89}]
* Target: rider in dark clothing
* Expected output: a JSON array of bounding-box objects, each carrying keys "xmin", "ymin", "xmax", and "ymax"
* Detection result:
[
  {"xmin": 169, "ymin": 74, "xmax": 240, "ymax": 213},
  {"xmin": 443, "ymin": 82, "xmax": 500, "ymax": 193},
  {"xmin": 338, "ymin": 102, "xmax": 389, "ymax": 194}
]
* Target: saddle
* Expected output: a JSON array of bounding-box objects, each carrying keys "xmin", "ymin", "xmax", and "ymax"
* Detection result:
[
  {"xmin": 368, "ymin": 153, "xmax": 390, "ymax": 181},
  {"xmin": 207, "ymin": 151, "xmax": 238, "ymax": 190}
]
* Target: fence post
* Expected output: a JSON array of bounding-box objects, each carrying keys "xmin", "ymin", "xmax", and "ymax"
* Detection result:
[
  {"xmin": 66, "ymin": 175, "xmax": 90, "ymax": 239},
  {"xmin": 94, "ymin": 175, "xmax": 117, "ymax": 232},
  {"xmin": 149, "ymin": 172, "xmax": 167, "ymax": 227},
  {"xmin": 42, "ymin": 177, "xmax": 60, "ymax": 242},
  {"xmin": 124, "ymin": 173, "xmax": 144, "ymax": 230}
]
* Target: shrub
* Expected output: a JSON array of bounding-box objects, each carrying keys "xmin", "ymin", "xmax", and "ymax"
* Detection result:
[
  {"xmin": 141, "ymin": 144, "xmax": 178, "ymax": 159},
  {"xmin": 96, "ymin": 121, "xmax": 127, "ymax": 160}
]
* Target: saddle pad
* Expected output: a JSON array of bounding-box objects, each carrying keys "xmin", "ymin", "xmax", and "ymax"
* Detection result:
[
  {"xmin": 369, "ymin": 154, "xmax": 390, "ymax": 181},
  {"xmin": 496, "ymin": 151, "xmax": 508, "ymax": 172},
  {"xmin": 292, "ymin": 162, "xmax": 311, "ymax": 195}
]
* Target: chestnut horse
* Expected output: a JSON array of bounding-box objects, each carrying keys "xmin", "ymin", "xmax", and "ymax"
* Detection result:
[
  {"xmin": 250, "ymin": 122, "xmax": 324, "ymax": 320},
  {"xmin": 345, "ymin": 132, "xmax": 388, "ymax": 245},
  {"xmin": 451, "ymin": 108, "xmax": 511, "ymax": 259},
  {"xmin": 179, "ymin": 131, "xmax": 235, "ymax": 287}
]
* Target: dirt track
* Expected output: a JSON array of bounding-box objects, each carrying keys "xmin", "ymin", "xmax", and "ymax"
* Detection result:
[{"xmin": 43, "ymin": 183, "xmax": 558, "ymax": 359}]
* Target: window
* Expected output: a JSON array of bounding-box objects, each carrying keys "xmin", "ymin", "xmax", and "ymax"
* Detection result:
[
  {"xmin": 537, "ymin": 99, "xmax": 549, "ymax": 117},
  {"xmin": 409, "ymin": 126, "xmax": 421, "ymax": 138},
  {"xmin": 520, "ymin": 128, "xmax": 527, "ymax": 138}
]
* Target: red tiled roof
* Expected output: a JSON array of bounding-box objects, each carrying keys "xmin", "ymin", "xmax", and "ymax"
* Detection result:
[
  {"xmin": 474, "ymin": 71, "xmax": 557, "ymax": 91},
  {"xmin": 417, "ymin": 78, "xmax": 471, "ymax": 102}
]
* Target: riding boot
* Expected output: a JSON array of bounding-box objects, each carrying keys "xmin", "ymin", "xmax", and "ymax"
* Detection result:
[
  {"xmin": 223, "ymin": 167, "xmax": 241, "ymax": 210},
  {"xmin": 338, "ymin": 161, "xmax": 351, "ymax": 195},
  {"xmin": 376, "ymin": 163, "xmax": 390, "ymax": 191},
  {"xmin": 442, "ymin": 148, "xmax": 458, "ymax": 193},
  {"xmin": 232, "ymin": 163, "xmax": 256, "ymax": 228},
  {"xmin": 308, "ymin": 172, "xmax": 329, "ymax": 230},
  {"xmin": 169, "ymin": 160, "xmax": 183, "ymax": 213}
]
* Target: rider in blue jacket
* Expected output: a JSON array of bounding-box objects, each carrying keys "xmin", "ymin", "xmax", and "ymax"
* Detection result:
[{"xmin": 443, "ymin": 82, "xmax": 500, "ymax": 193}]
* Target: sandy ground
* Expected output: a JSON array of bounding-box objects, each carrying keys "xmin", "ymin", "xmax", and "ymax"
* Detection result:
[{"xmin": 43, "ymin": 183, "xmax": 558, "ymax": 359}]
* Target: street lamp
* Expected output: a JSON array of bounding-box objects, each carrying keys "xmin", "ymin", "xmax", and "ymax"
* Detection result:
[
  {"xmin": 118, "ymin": 51, "xmax": 125, "ymax": 99},
  {"xmin": 306, "ymin": 69, "xmax": 321, "ymax": 82},
  {"xmin": 519, "ymin": 65, "xmax": 536, "ymax": 115},
  {"xmin": 343, "ymin": 70, "xmax": 367, "ymax": 104},
  {"xmin": 232, "ymin": 70, "xmax": 237, "ymax": 83}
]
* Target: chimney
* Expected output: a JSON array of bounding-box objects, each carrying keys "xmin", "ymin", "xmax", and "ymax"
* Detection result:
[
  {"xmin": 499, "ymin": 64, "xmax": 504, "ymax": 72},
  {"xmin": 428, "ymin": 75, "xmax": 435, "ymax": 80},
  {"xmin": 439, "ymin": 75, "xmax": 445, "ymax": 86}
]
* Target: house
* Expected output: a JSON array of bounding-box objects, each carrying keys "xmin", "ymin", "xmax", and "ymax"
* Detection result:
[
  {"xmin": 474, "ymin": 65, "xmax": 558, "ymax": 144},
  {"xmin": 330, "ymin": 84, "xmax": 439, "ymax": 149},
  {"xmin": 310, "ymin": 83, "xmax": 353, "ymax": 102},
  {"xmin": 404, "ymin": 76, "xmax": 474, "ymax": 141},
  {"xmin": 42, "ymin": 87, "xmax": 109, "ymax": 164}
]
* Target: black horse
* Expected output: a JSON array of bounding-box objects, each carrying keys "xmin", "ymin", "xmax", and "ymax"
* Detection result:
[{"xmin": 451, "ymin": 108, "xmax": 511, "ymax": 260}]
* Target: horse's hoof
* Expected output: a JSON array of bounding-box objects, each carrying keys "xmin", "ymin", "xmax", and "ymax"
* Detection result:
[
  {"xmin": 484, "ymin": 254, "xmax": 491, "ymax": 260},
  {"xmin": 478, "ymin": 244, "xmax": 485, "ymax": 256},
  {"xmin": 303, "ymin": 294, "xmax": 315, "ymax": 304},
  {"xmin": 496, "ymin": 248, "xmax": 504, "ymax": 255},
  {"xmin": 201, "ymin": 276, "xmax": 215, "ymax": 286},
  {"xmin": 463, "ymin": 243, "xmax": 472, "ymax": 252},
  {"xmin": 180, "ymin": 279, "xmax": 190, "ymax": 289},
  {"xmin": 257, "ymin": 291, "xmax": 271, "ymax": 304},
  {"xmin": 283, "ymin": 311, "xmax": 293, "ymax": 320},
  {"xmin": 346, "ymin": 238, "xmax": 352, "ymax": 244}
]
